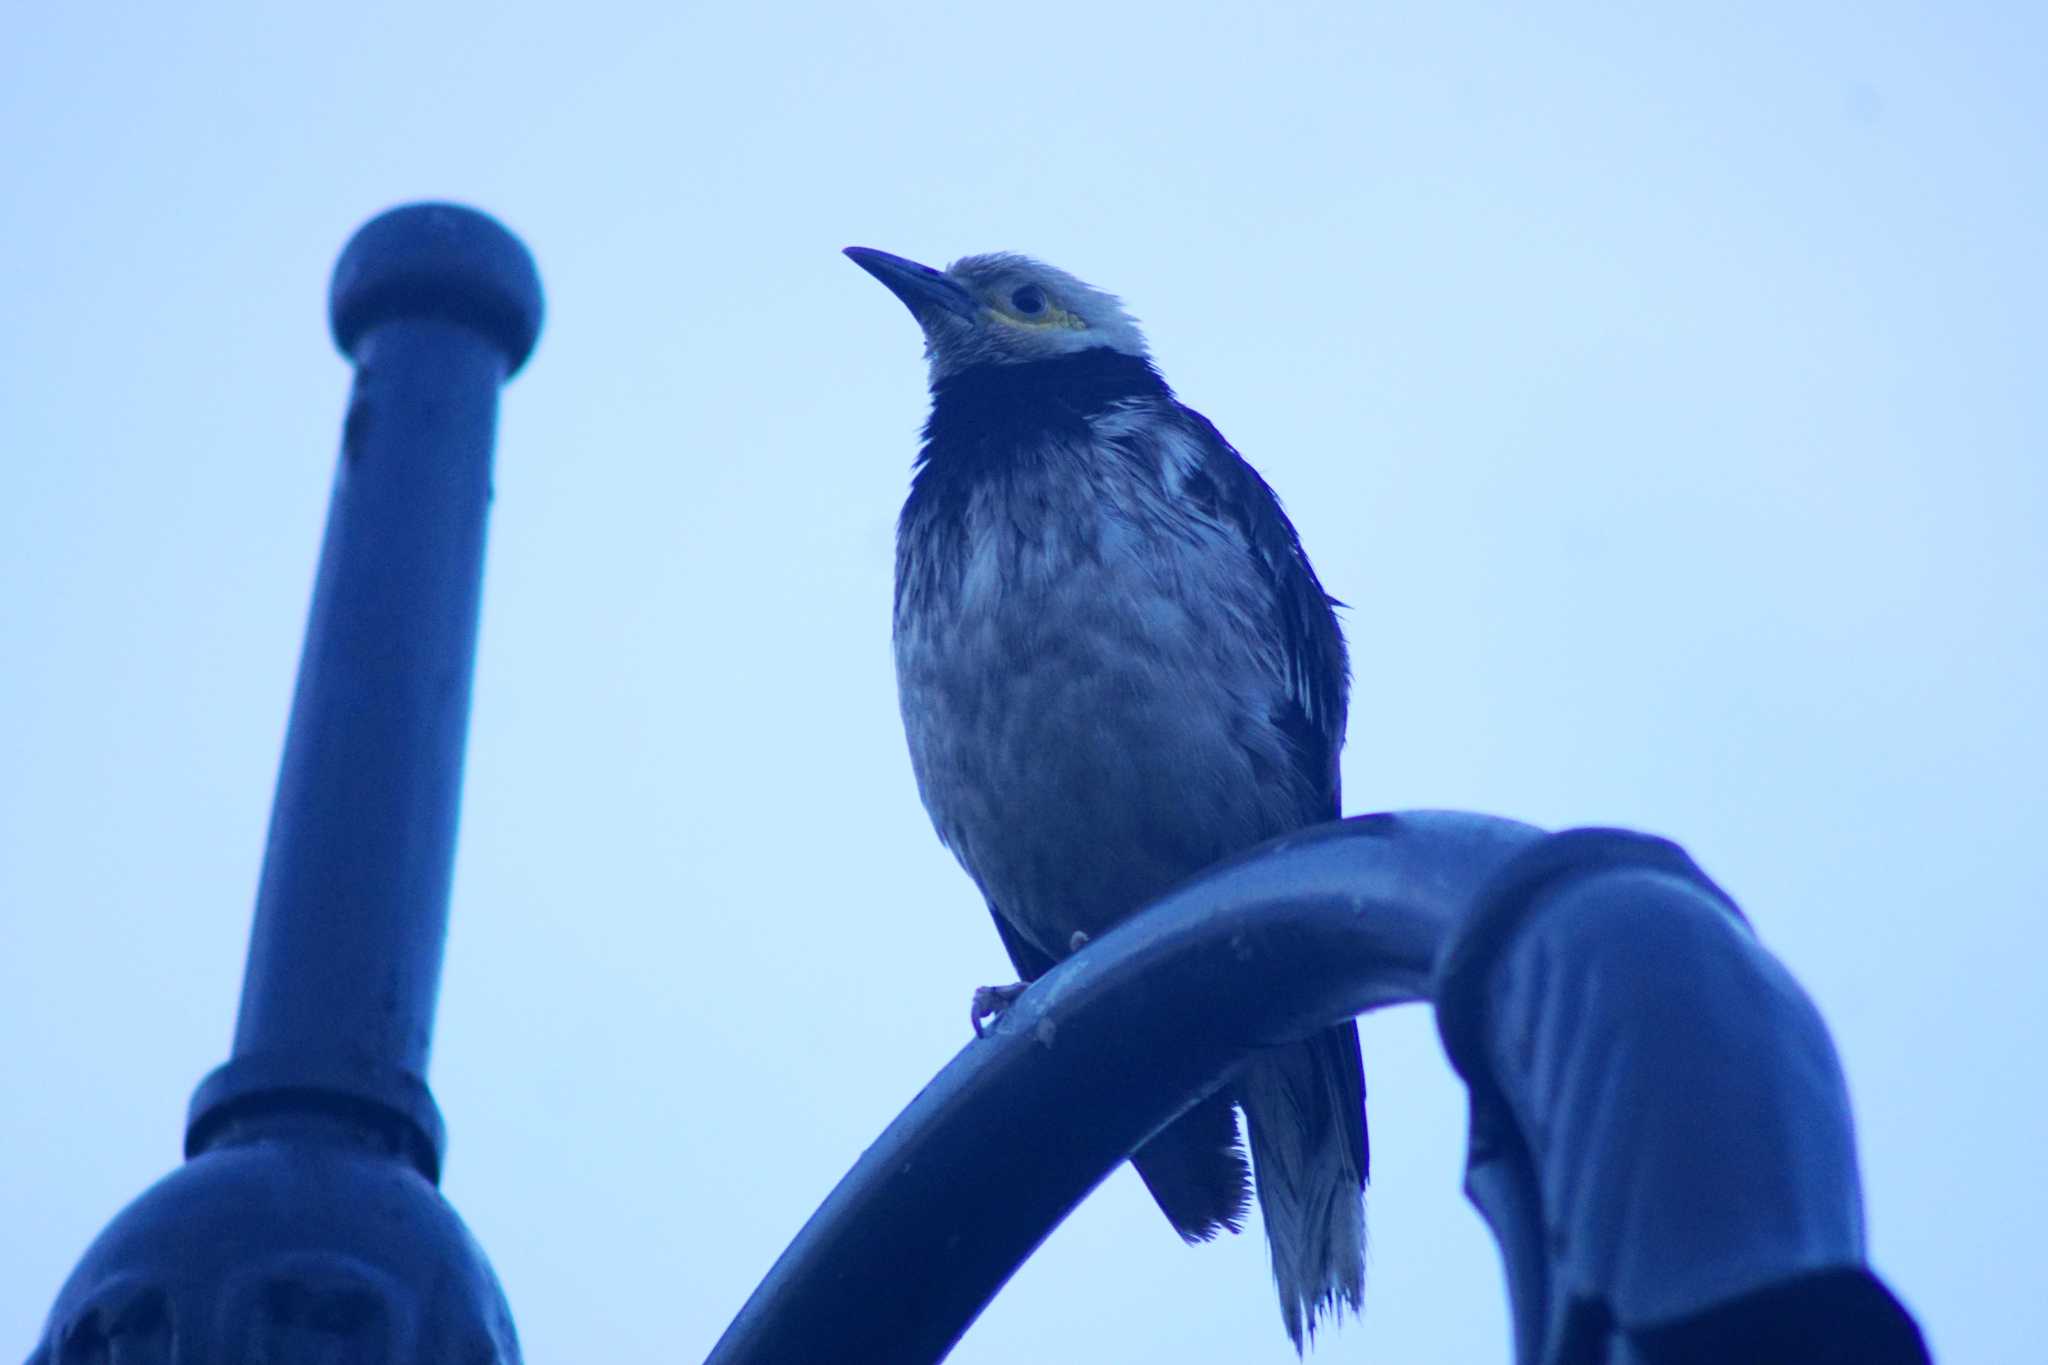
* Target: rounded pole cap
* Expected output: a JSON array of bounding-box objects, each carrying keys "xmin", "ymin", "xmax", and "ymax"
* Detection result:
[{"xmin": 329, "ymin": 202, "xmax": 544, "ymax": 374}]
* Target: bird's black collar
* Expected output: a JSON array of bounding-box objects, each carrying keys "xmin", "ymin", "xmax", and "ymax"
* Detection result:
[{"xmin": 920, "ymin": 348, "xmax": 1170, "ymax": 461}]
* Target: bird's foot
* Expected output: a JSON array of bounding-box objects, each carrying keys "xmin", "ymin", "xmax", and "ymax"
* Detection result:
[
  {"xmin": 971, "ymin": 981, "xmax": 1029, "ymax": 1037},
  {"xmin": 1068, "ymin": 930, "xmax": 1091, "ymax": 953}
]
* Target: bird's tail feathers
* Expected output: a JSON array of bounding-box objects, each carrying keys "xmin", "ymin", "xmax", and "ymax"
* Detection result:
[
  {"xmin": 1240, "ymin": 1024, "xmax": 1368, "ymax": 1351},
  {"xmin": 1131, "ymin": 1091, "xmax": 1251, "ymax": 1242}
]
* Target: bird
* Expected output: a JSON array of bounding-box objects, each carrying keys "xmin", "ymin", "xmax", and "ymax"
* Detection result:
[{"xmin": 846, "ymin": 246, "xmax": 1366, "ymax": 1349}]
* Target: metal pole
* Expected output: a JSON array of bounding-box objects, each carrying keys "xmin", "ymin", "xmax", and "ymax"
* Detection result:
[
  {"xmin": 182, "ymin": 202, "xmax": 542, "ymax": 1178},
  {"xmin": 31, "ymin": 202, "xmax": 541, "ymax": 1365}
]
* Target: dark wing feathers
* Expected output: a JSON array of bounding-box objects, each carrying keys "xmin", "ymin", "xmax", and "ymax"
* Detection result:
[
  {"xmin": 1176, "ymin": 406, "xmax": 1350, "ymax": 814},
  {"xmin": 987, "ymin": 900, "xmax": 1058, "ymax": 981}
]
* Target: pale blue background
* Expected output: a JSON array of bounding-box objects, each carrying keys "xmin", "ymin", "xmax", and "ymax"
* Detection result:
[{"xmin": 3, "ymin": 4, "xmax": 2040, "ymax": 1361}]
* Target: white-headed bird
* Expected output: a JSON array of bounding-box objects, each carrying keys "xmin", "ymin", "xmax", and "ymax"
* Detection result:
[{"xmin": 847, "ymin": 247, "xmax": 1365, "ymax": 1349}]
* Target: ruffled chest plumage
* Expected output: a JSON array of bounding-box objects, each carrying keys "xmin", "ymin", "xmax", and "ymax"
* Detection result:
[{"xmin": 885, "ymin": 349, "xmax": 1346, "ymax": 943}]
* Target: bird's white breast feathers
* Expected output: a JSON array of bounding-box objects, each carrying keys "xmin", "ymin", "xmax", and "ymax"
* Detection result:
[{"xmin": 893, "ymin": 407, "xmax": 1318, "ymax": 955}]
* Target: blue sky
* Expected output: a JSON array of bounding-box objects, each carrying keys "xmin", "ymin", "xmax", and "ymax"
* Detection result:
[{"xmin": 3, "ymin": 3, "xmax": 2041, "ymax": 1360}]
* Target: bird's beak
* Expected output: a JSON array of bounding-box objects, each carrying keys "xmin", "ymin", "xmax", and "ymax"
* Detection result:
[{"xmin": 844, "ymin": 247, "xmax": 980, "ymax": 324}]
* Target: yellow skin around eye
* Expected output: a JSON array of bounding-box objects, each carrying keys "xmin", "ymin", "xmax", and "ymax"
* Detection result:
[{"xmin": 991, "ymin": 300, "xmax": 1090, "ymax": 331}]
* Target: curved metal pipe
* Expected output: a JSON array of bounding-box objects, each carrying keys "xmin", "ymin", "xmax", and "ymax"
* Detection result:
[{"xmin": 705, "ymin": 810, "xmax": 1545, "ymax": 1365}]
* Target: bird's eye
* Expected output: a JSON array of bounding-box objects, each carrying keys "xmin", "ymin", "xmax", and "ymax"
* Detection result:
[{"xmin": 1010, "ymin": 285, "xmax": 1047, "ymax": 315}]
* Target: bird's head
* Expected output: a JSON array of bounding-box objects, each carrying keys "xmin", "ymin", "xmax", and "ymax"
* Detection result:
[{"xmin": 844, "ymin": 248, "xmax": 1148, "ymax": 383}]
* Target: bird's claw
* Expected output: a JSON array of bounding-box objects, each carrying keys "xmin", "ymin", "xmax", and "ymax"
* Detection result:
[{"xmin": 971, "ymin": 981, "xmax": 1029, "ymax": 1037}]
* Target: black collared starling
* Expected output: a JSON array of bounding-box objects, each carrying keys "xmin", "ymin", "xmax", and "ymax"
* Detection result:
[{"xmin": 847, "ymin": 246, "xmax": 1366, "ymax": 1349}]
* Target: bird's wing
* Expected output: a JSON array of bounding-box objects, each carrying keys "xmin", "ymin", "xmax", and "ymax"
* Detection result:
[
  {"xmin": 987, "ymin": 900, "xmax": 1058, "ymax": 981},
  {"xmin": 1168, "ymin": 406, "xmax": 1351, "ymax": 814}
]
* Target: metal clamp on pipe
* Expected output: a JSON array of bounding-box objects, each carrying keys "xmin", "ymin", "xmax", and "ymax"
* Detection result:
[{"xmin": 1434, "ymin": 828, "xmax": 1930, "ymax": 1365}]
